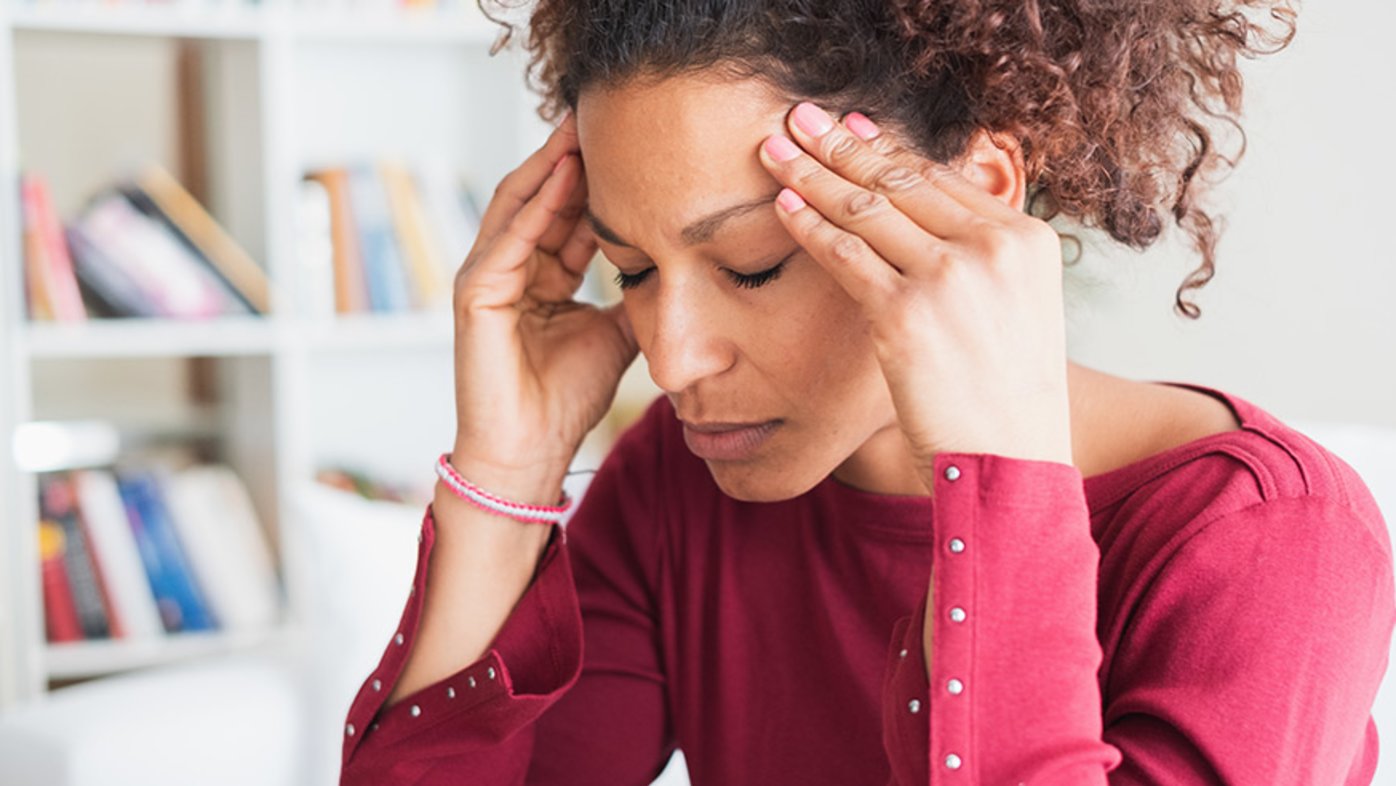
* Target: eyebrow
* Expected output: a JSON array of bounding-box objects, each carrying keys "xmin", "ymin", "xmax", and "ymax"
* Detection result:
[{"xmin": 584, "ymin": 189, "xmax": 782, "ymax": 249}]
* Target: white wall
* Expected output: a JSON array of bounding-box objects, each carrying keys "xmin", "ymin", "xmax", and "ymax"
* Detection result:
[{"xmin": 1061, "ymin": 1, "xmax": 1396, "ymax": 427}]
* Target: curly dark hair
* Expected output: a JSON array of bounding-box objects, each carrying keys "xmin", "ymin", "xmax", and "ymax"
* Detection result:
[{"xmin": 480, "ymin": 0, "xmax": 1298, "ymax": 319}]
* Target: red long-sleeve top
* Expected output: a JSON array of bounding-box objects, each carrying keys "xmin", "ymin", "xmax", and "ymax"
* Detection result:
[{"xmin": 340, "ymin": 381, "xmax": 1394, "ymax": 784}]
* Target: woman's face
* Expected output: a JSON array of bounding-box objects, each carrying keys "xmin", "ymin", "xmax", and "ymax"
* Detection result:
[{"xmin": 576, "ymin": 74, "xmax": 922, "ymax": 502}]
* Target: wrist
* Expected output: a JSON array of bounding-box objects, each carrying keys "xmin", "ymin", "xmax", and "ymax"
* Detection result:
[{"xmin": 441, "ymin": 448, "xmax": 571, "ymax": 510}]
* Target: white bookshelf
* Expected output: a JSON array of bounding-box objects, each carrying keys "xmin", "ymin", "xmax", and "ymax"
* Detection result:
[{"xmin": 0, "ymin": 0, "xmax": 657, "ymax": 711}]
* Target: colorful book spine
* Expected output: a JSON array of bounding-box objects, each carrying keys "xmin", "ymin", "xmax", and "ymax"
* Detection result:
[
  {"xmin": 38, "ymin": 519, "xmax": 84, "ymax": 644},
  {"xmin": 115, "ymin": 469, "xmax": 217, "ymax": 633},
  {"xmin": 348, "ymin": 163, "xmax": 413, "ymax": 312},
  {"xmin": 39, "ymin": 475, "xmax": 113, "ymax": 639}
]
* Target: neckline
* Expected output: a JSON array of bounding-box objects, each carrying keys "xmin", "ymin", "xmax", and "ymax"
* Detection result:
[{"xmin": 812, "ymin": 380, "xmax": 1263, "ymax": 538}]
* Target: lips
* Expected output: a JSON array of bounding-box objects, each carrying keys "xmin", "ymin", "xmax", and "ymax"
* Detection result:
[{"xmin": 680, "ymin": 419, "xmax": 781, "ymax": 461}]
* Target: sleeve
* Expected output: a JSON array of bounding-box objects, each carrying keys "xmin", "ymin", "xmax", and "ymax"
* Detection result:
[
  {"xmin": 880, "ymin": 453, "xmax": 1395, "ymax": 785},
  {"xmin": 339, "ymin": 412, "xmax": 673, "ymax": 785},
  {"xmin": 1099, "ymin": 493, "xmax": 1394, "ymax": 784},
  {"xmin": 881, "ymin": 451, "xmax": 1122, "ymax": 784}
]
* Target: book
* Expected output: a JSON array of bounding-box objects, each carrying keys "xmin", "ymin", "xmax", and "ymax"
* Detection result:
[
  {"xmin": 130, "ymin": 163, "xmax": 271, "ymax": 315},
  {"xmin": 296, "ymin": 177, "xmax": 337, "ymax": 319},
  {"xmin": 114, "ymin": 469, "xmax": 217, "ymax": 633},
  {"xmin": 67, "ymin": 190, "xmax": 249, "ymax": 318},
  {"xmin": 65, "ymin": 223, "xmax": 165, "ymax": 318},
  {"xmin": 37, "ymin": 519, "xmax": 83, "ymax": 644},
  {"xmin": 20, "ymin": 172, "xmax": 87, "ymax": 322},
  {"xmin": 380, "ymin": 160, "xmax": 449, "ymax": 310},
  {"xmin": 39, "ymin": 474, "xmax": 113, "ymax": 639},
  {"xmin": 304, "ymin": 168, "xmax": 371, "ymax": 314},
  {"xmin": 159, "ymin": 463, "xmax": 280, "ymax": 632},
  {"xmin": 348, "ymin": 162, "xmax": 413, "ymax": 312},
  {"xmin": 417, "ymin": 164, "xmax": 482, "ymax": 277},
  {"xmin": 71, "ymin": 469, "xmax": 166, "ymax": 640}
]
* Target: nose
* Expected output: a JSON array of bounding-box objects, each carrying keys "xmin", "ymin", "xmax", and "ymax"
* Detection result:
[{"xmin": 640, "ymin": 274, "xmax": 737, "ymax": 395}]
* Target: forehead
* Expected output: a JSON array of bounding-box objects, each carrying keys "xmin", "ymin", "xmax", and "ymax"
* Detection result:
[{"xmin": 576, "ymin": 75, "xmax": 791, "ymax": 250}]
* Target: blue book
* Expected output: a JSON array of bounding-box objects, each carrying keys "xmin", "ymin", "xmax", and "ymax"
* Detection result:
[
  {"xmin": 115, "ymin": 469, "xmax": 217, "ymax": 633},
  {"xmin": 348, "ymin": 163, "xmax": 412, "ymax": 312}
]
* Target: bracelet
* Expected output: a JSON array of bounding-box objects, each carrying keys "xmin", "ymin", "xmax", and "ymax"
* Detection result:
[{"xmin": 434, "ymin": 452, "xmax": 572, "ymax": 524}]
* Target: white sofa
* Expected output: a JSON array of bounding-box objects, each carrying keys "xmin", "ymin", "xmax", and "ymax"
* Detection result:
[{"xmin": 2, "ymin": 420, "xmax": 1393, "ymax": 786}]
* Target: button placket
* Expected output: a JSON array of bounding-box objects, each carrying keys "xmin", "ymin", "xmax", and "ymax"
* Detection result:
[{"xmin": 934, "ymin": 459, "xmax": 972, "ymax": 776}]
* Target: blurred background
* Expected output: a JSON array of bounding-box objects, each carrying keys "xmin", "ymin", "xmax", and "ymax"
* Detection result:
[{"xmin": 0, "ymin": 1, "xmax": 1390, "ymax": 785}]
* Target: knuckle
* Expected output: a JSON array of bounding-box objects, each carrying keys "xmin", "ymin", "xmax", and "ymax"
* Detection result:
[
  {"xmin": 842, "ymin": 189, "xmax": 886, "ymax": 220},
  {"xmin": 823, "ymin": 133, "xmax": 861, "ymax": 168},
  {"xmin": 829, "ymin": 233, "xmax": 867, "ymax": 265},
  {"xmin": 977, "ymin": 227, "xmax": 1020, "ymax": 260},
  {"xmin": 918, "ymin": 159, "xmax": 956, "ymax": 186},
  {"xmin": 871, "ymin": 164, "xmax": 921, "ymax": 194}
]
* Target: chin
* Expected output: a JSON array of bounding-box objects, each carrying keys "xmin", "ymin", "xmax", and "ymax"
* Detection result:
[{"xmin": 705, "ymin": 460, "xmax": 822, "ymax": 504}]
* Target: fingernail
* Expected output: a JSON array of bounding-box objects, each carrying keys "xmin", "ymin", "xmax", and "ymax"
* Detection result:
[
  {"xmin": 552, "ymin": 154, "xmax": 570, "ymax": 174},
  {"xmin": 844, "ymin": 112, "xmax": 880, "ymax": 141},
  {"xmin": 792, "ymin": 102, "xmax": 834, "ymax": 137},
  {"xmin": 776, "ymin": 188, "xmax": 806, "ymax": 213},
  {"xmin": 763, "ymin": 135, "xmax": 802, "ymax": 162}
]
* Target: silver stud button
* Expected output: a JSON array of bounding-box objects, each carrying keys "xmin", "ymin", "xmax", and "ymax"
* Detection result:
[
  {"xmin": 447, "ymin": 687, "xmax": 456, "ymax": 699},
  {"xmin": 468, "ymin": 676, "xmax": 477, "ymax": 688},
  {"xmin": 345, "ymin": 723, "xmax": 355, "ymax": 737},
  {"xmin": 908, "ymin": 698, "xmax": 921, "ymax": 714},
  {"xmin": 948, "ymin": 537, "xmax": 965, "ymax": 553},
  {"xmin": 410, "ymin": 705, "xmax": 421, "ymax": 718},
  {"xmin": 394, "ymin": 632, "xmax": 405, "ymax": 646},
  {"xmin": 944, "ymin": 465, "xmax": 961, "ymax": 481},
  {"xmin": 945, "ymin": 753, "xmax": 963, "ymax": 769},
  {"xmin": 949, "ymin": 606, "xmax": 967, "ymax": 623},
  {"xmin": 487, "ymin": 666, "xmax": 496, "ymax": 680},
  {"xmin": 947, "ymin": 678, "xmax": 964, "ymax": 695},
  {"xmin": 898, "ymin": 648, "xmax": 908, "ymax": 659},
  {"xmin": 371, "ymin": 679, "xmax": 381, "ymax": 692}
]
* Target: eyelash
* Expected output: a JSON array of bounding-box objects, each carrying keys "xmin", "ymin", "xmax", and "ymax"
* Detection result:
[{"xmin": 612, "ymin": 253, "xmax": 793, "ymax": 292}]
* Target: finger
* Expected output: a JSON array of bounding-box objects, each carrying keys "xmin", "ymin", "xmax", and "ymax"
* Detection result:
[
  {"xmin": 770, "ymin": 186, "xmax": 899, "ymax": 307},
  {"xmin": 555, "ymin": 217, "xmax": 599, "ymax": 280},
  {"xmin": 760, "ymin": 126, "xmax": 948, "ymax": 276},
  {"xmin": 781, "ymin": 102, "xmax": 980, "ymax": 245},
  {"xmin": 475, "ymin": 111, "xmax": 580, "ymax": 247},
  {"xmin": 526, "ymin": 204, "xmax": 600, "ymax": 303},
  {"xmin": 842, "ymin": 111, "xmax": 1023, "ymax": 224},
  {"xmin": 535, "ymin": 150, "xmax": 589, "ymax": 257},
  {"xmin": 465, "ymin": 153, "xmax": 582, "ymax": 309}
]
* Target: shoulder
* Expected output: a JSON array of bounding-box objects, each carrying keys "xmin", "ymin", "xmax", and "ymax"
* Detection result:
[{"xmin": 1096, "ymin": 391, "xmax": 1393, "ymax": 626}]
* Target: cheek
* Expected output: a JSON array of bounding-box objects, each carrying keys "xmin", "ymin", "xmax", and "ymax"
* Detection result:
[{"xmin": 752, "ymin": 281, "xmax": 882, "ymax": 397}]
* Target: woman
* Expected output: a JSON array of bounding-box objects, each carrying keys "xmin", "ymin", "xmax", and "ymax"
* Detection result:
[{"xmin": 341, "ymin": 1, "xmax": 1394, "ymax": 783}]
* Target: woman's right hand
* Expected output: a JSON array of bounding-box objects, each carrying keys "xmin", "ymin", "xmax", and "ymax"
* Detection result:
[{"xmin": 447, "ymin": 110, "xmax": 639, "ymax": 503}]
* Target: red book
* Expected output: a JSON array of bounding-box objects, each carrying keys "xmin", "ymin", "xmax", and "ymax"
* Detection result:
[{"xmin": 38, "ymin": 520, "xmax": 83, "ymax": 643}]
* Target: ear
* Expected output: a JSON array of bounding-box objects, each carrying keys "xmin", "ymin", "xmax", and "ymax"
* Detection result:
[{"xmin": 953, "ymin": 129, "xmax": 1027, "ymax": 213}]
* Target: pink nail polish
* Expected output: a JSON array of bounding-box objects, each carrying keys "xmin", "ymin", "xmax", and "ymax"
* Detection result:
[
  {"xmin": 764, "ymin": 135, "xmax": 802, "ymax": 162},
  {"xmin": 776, "ymin": 188, "xmax": 806, "ymax": 213},
  {"xmin": 845, "ymin": 112, "xmax": 880, "ymax": 141},
  {"xmin": 792, "ymin": 102, "xmax": 834, "ymax": 137}
]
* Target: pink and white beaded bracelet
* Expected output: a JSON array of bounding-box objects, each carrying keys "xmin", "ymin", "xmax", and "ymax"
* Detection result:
[{"xmin": 434, "ymin": 452, "xmax": 572, "ymax": 524}]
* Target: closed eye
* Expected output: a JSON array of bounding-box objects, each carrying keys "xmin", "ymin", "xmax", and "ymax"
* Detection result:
[{"xmin": 612, "ymin": 250, "xmax": 797, "ymax": 291}]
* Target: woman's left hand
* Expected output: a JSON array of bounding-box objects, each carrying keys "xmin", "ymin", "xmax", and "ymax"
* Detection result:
[{"xmin": 757, "ymin": 101, "xmax": 1076, "ymax": 487}]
